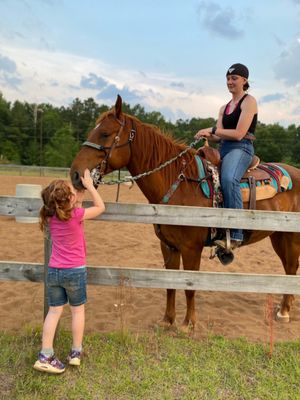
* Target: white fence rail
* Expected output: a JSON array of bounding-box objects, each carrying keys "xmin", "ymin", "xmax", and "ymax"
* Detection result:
[
  {"xmin": 1, "ymin": 261, "xmax": 300, "ymax": 295},
  {"xmin": 1, "ymin": 197, "xmax": 300, "ymax": 231}
]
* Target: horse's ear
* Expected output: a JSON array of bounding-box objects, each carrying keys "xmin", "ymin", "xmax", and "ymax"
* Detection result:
[{"xmin": 115, "ymin": 94, "xmax": 123, "ymax": 119}]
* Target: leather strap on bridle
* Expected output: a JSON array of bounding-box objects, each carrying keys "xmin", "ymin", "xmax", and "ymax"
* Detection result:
[{"xmin": 82, "ymin": 115, "xmax": 136, "ymax": 179}]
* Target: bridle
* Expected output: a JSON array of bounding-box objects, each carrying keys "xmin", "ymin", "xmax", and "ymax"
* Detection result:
[
  {"xmin": 81, "ymin": 112, "xmax": 203, "ymax": 190},
  {"xmin": 82, "ymin": 114, "xmax": 136, "ymax": 184}
]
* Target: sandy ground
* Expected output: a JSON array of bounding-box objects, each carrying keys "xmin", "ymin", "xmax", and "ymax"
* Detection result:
[{"xmin": 0, "ymin": 174, "xmax": 299, "ymax": 343}]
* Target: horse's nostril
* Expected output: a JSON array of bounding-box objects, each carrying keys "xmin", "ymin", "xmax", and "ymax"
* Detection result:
[
  {"xmin": 72, "ymin": 171, "xmax": 83, "ymax": 188},
  {"xmin": 74, "ymin": 171, "xmax": 80, "ymax": 182}
]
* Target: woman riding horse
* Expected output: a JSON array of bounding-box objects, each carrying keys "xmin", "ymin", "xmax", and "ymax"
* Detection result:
[{"xmin": 195, "ymin": 63, "xmax": 258, "ymax": 251}]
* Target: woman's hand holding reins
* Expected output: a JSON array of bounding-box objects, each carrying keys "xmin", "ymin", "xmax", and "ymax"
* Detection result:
[{"xmin": 194, "ymin": 127, "xmax": 213, "ymax": 140}]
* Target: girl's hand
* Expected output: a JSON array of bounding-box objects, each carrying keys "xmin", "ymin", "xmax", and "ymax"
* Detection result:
[{"xmin": 81, "ymin": 169, "xmax": 94, "ymax": 190}]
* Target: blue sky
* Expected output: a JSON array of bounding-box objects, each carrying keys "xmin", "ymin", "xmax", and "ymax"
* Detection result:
[{"xmin": 0, "ymin": 0, "xmax": 300, "ymax": 126}]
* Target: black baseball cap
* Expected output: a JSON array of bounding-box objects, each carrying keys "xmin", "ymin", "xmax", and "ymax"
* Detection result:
[{"xmin": 226, "ymin": 63, "xmax": 249, "ymax": 79}]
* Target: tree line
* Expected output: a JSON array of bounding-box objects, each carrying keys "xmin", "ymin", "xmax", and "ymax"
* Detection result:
[{"xmin": 0, "ymin": 92, "xmax": 300, "ymax": 168}]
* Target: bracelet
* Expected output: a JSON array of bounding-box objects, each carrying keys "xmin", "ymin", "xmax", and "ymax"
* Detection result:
[{"xmin": 211, "ymin": 126, "xmax": 217, "ymax": 135}]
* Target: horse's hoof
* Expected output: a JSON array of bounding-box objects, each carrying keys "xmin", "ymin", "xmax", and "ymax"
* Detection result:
[
  {"xmin": 156, "ymin": 319, "xmax": 176, "ymax": 329},
  {"xmin": 178, "ymin": 325, "xmax": 189, "ymax": 334},
  {"xmin": 178, "ymin": 322, "xmax": 194, "ymax": 335},
  {"xmin": 275, "ymin": 310, "xmax": 290, "ymax": 323}
]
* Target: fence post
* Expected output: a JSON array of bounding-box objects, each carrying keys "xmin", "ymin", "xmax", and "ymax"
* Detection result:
[{"xmin": 43, "ymin": 229, "xmax": 52, "ymax": 319}]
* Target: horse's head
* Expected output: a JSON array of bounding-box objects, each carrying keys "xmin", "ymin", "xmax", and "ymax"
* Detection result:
[{"xmin": 70, "ymin": 95, "xmax": 135, "ymax": 190}]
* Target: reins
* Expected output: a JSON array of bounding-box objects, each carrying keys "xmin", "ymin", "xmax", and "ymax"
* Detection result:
[{"xmin": 82, "ymin": 114, "xmax": 202, "ymax": 186}]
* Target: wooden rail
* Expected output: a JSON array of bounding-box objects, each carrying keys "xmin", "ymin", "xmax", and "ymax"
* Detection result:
[
  {"xmin": 1, "ymin": 262, "xmax": 300, "ymax": 295},
  {"xmin": 1, "ymin": 196, "xmax": 300, "ymax": 231}
]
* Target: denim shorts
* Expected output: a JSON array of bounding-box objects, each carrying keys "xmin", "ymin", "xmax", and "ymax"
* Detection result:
[{"xmin": 46, "ymin": 267, "xmax": 87, "ymax": 307}]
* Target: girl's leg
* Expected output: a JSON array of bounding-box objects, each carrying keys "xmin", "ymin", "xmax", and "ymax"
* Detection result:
[
  {"xmin": 41, "ymin": 305, "xmax": 64, "ymax": 350},
  {"xmin": 34, "ymin": 305, "xmax": 65, "ymax": 373},
  {"xmin": 70, "ymin": 304, "xmax": 85, "ymax": 349}
]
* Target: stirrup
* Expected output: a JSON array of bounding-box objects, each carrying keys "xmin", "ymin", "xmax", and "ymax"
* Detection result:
[
  {"xmin": 214, "ymin": 230, "xmax": 242, "ymax": 252},
  {"xmin": 214, "ymin": 230, "xmax": 231, "ymax": 252},
  {"xmin": 214, "ymin": 239, "xmax": 242, "ymax": 252},
  {"xmin": 211, "ymin": 231, "xmax": 235, "ymax": 266}
]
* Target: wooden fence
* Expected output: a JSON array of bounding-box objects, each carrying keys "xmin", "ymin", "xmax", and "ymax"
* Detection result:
[{"xmin": 1, "ymin": 196, "xmax": 300, "ymax": 296}]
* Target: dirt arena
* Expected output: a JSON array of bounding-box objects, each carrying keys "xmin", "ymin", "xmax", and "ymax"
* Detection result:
[{"xmin": 0, "ymin": 174, "xmax": 299, "ymax": 343}]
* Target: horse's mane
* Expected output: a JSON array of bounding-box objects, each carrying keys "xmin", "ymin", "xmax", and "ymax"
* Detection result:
[
  {"xmin": 97, "ymin": 110, "xmax": 194, "ymax": 164},
  {"xmin": 96, "ymin": 109, "xmax": 196, "ymax": 186}
]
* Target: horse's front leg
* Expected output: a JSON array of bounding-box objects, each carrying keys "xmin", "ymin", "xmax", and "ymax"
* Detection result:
[
  {"xmin": 160, "ymin": 241, "xmax": 181, "ymax": 327},
  {"xmin": 181, "ymin": 246, "xmax": 202, "ymax": 332}
]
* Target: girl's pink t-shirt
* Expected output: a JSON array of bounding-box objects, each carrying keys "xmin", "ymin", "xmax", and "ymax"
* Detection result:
[{"xmin": 48, "ymin": 207, "xmax": 86, "ymax": 268}]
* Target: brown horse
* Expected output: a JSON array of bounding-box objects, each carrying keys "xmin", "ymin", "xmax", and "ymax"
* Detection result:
[{"xmin": 70, "ymin": 95, "xmax": 300, "ymax": 330}]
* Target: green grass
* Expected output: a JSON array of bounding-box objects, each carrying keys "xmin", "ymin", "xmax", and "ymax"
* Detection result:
[{"xmin": 1, "ymin": 327, "xmax": 300, "ymax": 400}]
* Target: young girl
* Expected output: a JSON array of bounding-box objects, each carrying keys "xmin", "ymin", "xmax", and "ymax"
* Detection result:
[{"xmin": 33, "ymin": 169, "xmax": 105, "ymax": 374}]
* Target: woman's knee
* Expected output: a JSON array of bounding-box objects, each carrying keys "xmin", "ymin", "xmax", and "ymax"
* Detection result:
[{"xmin": 221, "ymin": 172, "xmax": 234, "ymax": 188}]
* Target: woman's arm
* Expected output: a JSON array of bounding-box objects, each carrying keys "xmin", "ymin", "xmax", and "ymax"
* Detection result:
[{"xmin": 195, "ymin": 95, "xmax": 257, "ymax": 141}]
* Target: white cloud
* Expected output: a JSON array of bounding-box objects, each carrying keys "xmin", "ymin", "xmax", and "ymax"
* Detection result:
[
  {"xmin": 257, "ymin": 85, "xmax": 300, "ymax": 126},
  {"xmin": 0, "ymin": 44, "xmax": 300, "ymax": 127},
  {"xmin": 0, "ymin": 44, "xmax": 220, "ymax": 120}
]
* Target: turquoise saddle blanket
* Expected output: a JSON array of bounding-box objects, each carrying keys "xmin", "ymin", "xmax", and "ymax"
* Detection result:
[{"xmin": 194, "ymin": 155, "xmax": 292, "ymax": 199}]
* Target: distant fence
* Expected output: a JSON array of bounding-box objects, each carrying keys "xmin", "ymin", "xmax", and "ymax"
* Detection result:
[
  {"xmin": 0, "ymin": 164, "xmax": 128, "ymax": 179},
  {"xmin": 1, "ymin": 196, "xmax": 300, "ymax": 299},
  {"xmin": 0, "ymin": 164, "xmax": 70, "ymax": 177}
]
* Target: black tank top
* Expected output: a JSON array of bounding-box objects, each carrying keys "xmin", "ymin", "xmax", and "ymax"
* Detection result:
[{"xmin": 222, "ymin": 94, "xmax": 257, "ymax": 136}]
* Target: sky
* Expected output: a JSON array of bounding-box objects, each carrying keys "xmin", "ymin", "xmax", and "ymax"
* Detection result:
[{"xmin": 0, "ymin": 0, "xmax": 300, "ymax": 127}]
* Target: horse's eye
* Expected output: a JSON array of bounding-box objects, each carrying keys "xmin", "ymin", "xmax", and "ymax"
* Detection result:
[{"xmin": 101, "ymin": 132, "xmax": 110, "ymax": 138}]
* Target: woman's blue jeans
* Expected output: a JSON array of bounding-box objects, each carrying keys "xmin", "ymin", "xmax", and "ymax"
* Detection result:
[{"xmin": 220, "ymin": 139, "xmax": 254, "ymax": 241}]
